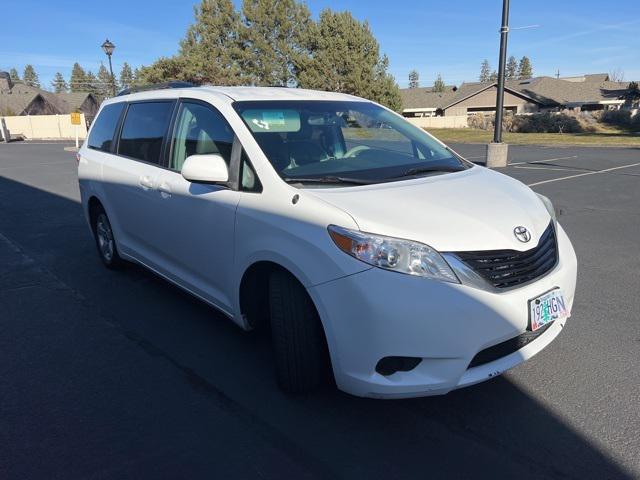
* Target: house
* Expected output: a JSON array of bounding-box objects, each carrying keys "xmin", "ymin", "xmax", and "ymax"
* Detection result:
[
  {"xmin": 400, "ymin": 73, "xmax": 634, "ymax": 117},
  {"xmin": 511, "ymin": 74, "xmax": 631, "ymax": 111},
  {"xmin": 0, "ymin": 71, "xmax": 99, "ymax": 120}
]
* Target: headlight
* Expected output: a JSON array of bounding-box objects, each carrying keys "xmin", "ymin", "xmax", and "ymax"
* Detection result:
[
  {"xmin": 536, "ymin": 193, "xmax": 557, "ymax": 221},
  {"xmin": 328, "ymin": 225, "xmax": 459, "ymax": 283}
]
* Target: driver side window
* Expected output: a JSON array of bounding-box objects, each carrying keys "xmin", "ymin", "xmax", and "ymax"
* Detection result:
[{"xmin": 170, "ymin": 101, "xmax": 234, "ymax": 171}]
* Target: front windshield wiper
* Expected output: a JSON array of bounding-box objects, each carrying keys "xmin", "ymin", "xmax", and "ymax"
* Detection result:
[
  {"xmin": 392, "ymin": 165, "xmax": 461, "ymax": 179},
  {"xmin": 282, "ymin": 175, "xmax": 373, "ymax": 185}
]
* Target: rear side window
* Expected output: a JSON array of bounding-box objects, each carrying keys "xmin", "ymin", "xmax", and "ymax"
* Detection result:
[
  {"xmin": 118, "ymin": 102, "xmax": 174, "ymax": 164},
  {"xmin": 87, "ymin": 103, "xmax": 124, "ymax": 152}
]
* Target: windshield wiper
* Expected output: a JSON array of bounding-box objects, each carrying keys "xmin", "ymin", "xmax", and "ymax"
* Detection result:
[
  {"xmin": 392, "ymin": 165, "xmax": 460, "ymax": 179},
  {"xmin": 282, "ymin": 175, "xmax": 373, "ymax": 185}
]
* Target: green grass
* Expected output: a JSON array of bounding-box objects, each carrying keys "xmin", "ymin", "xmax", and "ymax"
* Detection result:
[{"xmin": 425, "ymin": 127, "xmax": 640, "ymax": 146}]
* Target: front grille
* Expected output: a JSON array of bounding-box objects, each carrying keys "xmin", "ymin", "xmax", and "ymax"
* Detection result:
[
  {"xmin": 468, "ymin": 322, "xmax": 553, "ymax": 369},
  {"xmin": 454, "ymin": 223, "xmax": 557, "ymax": 289}
]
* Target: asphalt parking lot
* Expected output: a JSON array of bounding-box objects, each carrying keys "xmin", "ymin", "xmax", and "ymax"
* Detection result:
[{"xmin": 1, "ymin": 141, "xmax": 639, "ymax": 479}]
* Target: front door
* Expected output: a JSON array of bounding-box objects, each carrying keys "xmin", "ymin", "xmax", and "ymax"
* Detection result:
[{"xmin": 155, "ymin": 100, "xmax": 241, "ymax": 313}]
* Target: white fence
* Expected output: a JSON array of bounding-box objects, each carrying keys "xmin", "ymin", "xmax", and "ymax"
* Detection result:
[
  {"xmin": 0, "ymin": 114, "xmax": 88, "ymax": 140},
  {"xmin": 405, "ymin": 116, "xmax": 469, "ymax": 129}
]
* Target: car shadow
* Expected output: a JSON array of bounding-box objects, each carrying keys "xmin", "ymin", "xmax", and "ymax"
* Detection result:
[{"xmin": 0, "ymin": 173, "xmax": 632, "ymax": 479}]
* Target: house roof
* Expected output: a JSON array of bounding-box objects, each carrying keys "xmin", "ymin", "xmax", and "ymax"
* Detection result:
[
  {"xmin": 56, "ymin": 92, "xmax": 95, "ymax": 112},
  {"xmin": 400, "ymin": 82, "xmax": 542, "ymax": 110},
  {"xmin": 0, "ymin": 74, "xmax": 98, "ymax": 115},
  {"xmin": 509, "ymin": 76, "xmax": 629, "ymax": 105},
  {"xmin": 400, "ymin": 86, "xmax": 460, "ymax": 110},
  {"xmin": 0, "ymin": 92, "xmax": 41, "ymax": 115},
  {"xmin": 401, "ymin": 73, "xmax": 633, "ymax": 110}
]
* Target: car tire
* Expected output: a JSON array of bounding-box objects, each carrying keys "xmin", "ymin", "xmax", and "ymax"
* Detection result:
[
  {"xmin": 269, "ymin": 270, "xmax": 329, "ymax": 393},
  {"xmin": 92, "ymin": 206, "xmax": 124, "ymax": 270}
]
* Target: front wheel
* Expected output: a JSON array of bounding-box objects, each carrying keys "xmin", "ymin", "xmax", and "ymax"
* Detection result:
[
  {"xmin": 269, "ymin": 270, "xmax": 330, "ymax": 393},
  {"xmin": 92, "ymin": 206, "xmax": 124, "ymax": 269}
]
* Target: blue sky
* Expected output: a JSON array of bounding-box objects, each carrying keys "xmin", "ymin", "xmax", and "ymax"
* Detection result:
[{"xmin": 2, "ymin": 0, "xmax": 639, "ymax": 89}]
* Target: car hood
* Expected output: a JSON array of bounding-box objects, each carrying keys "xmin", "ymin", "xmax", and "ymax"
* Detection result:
[{"xmin": 306, "ymin": 166, "xmax": 551, "ymax": 252}]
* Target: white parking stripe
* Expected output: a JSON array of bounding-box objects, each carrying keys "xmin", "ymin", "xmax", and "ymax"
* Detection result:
[
  {"xmin": 509, "ymin": 155, "xmax": 578, "ymax": 166},
  {"xmin": 527, "ymin": 162, "xmax": 640, "ymax": 187},
  {"xmin": 515, "ymin": 166, "xmax": 586, "ymax": 172}
]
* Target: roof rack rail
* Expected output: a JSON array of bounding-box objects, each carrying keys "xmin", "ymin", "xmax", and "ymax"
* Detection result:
[{"xmin": 117, "ymin": 81, "xmax": 195, "ymax": 96}]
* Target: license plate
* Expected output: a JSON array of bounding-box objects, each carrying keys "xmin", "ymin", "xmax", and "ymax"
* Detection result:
[{"xmin": 529, "ymin": 289, "xmax": 569, "ymax": 331}]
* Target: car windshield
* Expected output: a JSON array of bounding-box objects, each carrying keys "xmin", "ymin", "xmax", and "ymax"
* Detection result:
[{"xmin": 233, "ymin": 100, "xmax": 470, "ymax": 185}]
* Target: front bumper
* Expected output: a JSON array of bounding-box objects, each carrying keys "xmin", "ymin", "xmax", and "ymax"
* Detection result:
[{"xmin": 308, "ymin": 223, "xmax": 577, "ymax": 399}]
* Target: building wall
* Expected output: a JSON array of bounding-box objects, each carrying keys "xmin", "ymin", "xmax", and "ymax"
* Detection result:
[
  {"xmin": 405, "ymin": 115, "xmax": 468, "ymax": 129},
  {"xmin": 445, "ymin": 88, "xmax": 539, "ymax": 116}
]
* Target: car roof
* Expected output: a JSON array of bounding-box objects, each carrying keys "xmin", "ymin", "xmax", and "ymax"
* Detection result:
[
  {"xmin": 199, "ymin": 86, "xmax": 366, "ymax": 102},
  {"xmin": 107, "ymin": 85, "xmax": 368, "ymax": 104}
]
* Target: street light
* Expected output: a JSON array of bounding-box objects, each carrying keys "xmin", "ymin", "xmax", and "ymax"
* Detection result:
[
  {"xmin": 486, "ymin": 0, "xmax": 510, "ymax": 168},
  {"xmin": 101, "ymin": 39, "xmax": 116, "ymax": 97}
]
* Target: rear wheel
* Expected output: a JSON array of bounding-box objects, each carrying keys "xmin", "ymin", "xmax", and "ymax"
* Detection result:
[
  {"xmin": 269, "ymin": 270, "xmax": 330, "ymax": 393},
  {"xmin": 92, "ymin": 206, "xmax": 124, "ymax": 269}
]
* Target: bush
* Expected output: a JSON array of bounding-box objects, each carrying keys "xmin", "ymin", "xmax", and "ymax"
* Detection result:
[
  {"xmin": 513, "ymin": 112, "xmax": 583, "ymax": 133},
  {"xmin": 467, "ymin": 113, "xmax": 492, "ymax": 130},
  {"xmin": 630, "ymin": 113, "xmax": 640, "ymax": 132},
  {"xmin": 466, "ymin": 111, "xmax": 589, "ymax": 133},
  {"xmin": 600, "ymin": 110, "xmax": 631, "ymax": 126}
]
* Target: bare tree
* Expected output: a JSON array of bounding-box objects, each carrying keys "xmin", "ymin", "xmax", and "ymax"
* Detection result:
[{"xmin": 609, "ymin": 69, "xmax": 625, "ymax": 82}]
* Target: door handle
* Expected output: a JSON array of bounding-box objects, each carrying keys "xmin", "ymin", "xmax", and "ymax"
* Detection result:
[
  {"xmin": 158, "ymin": 182, "xmax": 172, "ymax": 199},
  {"xmin": 139, "ymin": 176, "xmax": 154, "ymax": 190}
]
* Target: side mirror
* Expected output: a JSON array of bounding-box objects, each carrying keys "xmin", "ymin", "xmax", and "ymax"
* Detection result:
[{"xmin": 181, "ymin": 154, "xmax": 229, "ymax": 184}]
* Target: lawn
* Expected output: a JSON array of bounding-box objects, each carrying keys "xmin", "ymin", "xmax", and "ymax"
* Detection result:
[{"xmin": 425, "ymin": 127, "xmax": 640, "ymax": 146}]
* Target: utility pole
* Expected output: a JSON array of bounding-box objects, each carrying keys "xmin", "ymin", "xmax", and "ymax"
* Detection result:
[{"xmin": 486, "ymin": 0, "xmax": 510, "ymax": 168}]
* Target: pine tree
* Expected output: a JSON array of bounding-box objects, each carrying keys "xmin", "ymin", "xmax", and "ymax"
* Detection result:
[
  {"xmin": 506, "ymin": 56, "xmax": 518, "ymax": 80},
  {"xmin": 408, "ymin": 70, "xmax": 419, "ymax": 88},
  {"xmin": 133, "ymin": 67, "xmax": 142, "ymax": 86},
  {"xmin": 626, "ymin": 81, "xmax": 640, "ymax": 108},
  {"xmin": 433, "ymin": 74, "xmax": 445, "ymax": 93},
  {"xmin": 23, "ymin": 65, "xmax": 40, "ymax": 88},
  {"xmin": 119, "ymin": 62, "xmax": 134, "ymax": 90},
  {"xmin": 489, "ymin": 71, "xmax": 498, "ymax": 82},
  {"xmin": 479, "ymin": 59, "xmax": 491, "ymax": 82},
  {"xmin": 141, "ymin": 0, "xmax": 245, "ymax": 85},
  {"xmin": 517, "ymin": 56, "xmax": 533, "ymax": 79},
  {"xmin": 69, "ymin": 63, "xmax": 87, "ymax": 92},
  {"xmin": 9, "ymin": 68, "xmax": 20, "ymax": 83},
  {"xmin": 240, "ymin": 0, "xmax": 311, "ymax": 86},
  {"xmin": 85, "ymin": 71, "xmax": 98, "ymax": 96},
  {"xmin": 295, "ymin": 9, "xmax": 402, "ymax": 111},
  {"xmin": 97, "ymin": 63, "xmax": 114, "ymax": 98},
  {"xmin": 51, "ymin": 72, "xmax": 68, "ymax": 93}
]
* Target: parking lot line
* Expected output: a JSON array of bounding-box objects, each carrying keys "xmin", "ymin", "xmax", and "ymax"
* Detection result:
[
  {"xmin": 527, "ymin": 162, "xmax": 640, "ymax": 187},
  {"xmin": 509, "ymin": 155, "xmax": 578, "ymax": 166},
  {"xmin": 514, "ymin": 166, "xmax": 586, "ymax": 172}
]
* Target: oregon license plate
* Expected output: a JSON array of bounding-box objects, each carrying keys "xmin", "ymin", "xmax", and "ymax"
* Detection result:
[{"xmin": 529, "ymin": 289, "xmax": 569, "ymax": 331}]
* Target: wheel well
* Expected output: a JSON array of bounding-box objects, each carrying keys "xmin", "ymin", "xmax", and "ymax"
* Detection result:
[
  {"xmin": 239, "ymin": 261, "xmax": 311, "ymax": 330},
  {"xmin": 88, "ymin": 196, "xmax": 103, "ymax": 231}
]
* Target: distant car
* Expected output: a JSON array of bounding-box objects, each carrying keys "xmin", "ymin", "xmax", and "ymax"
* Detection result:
[{"xmin": 77, "ymin": 85, "xmax": 577, "ymax": 398}]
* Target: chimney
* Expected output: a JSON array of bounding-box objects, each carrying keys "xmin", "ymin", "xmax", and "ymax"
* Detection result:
[{"xmin": 0, "ymin": 71, "xmax": 14, "ymax": 94}]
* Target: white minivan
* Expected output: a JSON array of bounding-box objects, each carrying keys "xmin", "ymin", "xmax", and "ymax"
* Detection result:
[{"xmin": 78, "ymin": 84, "xmax": 577, "ymax": 398}]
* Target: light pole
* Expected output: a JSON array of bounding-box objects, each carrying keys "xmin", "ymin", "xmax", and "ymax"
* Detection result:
[
  {"xmin": 101, "ymin": 39, "xmax": 116, "ymax": 97},
  {"xmin": 486, "ymin": 0, "xmax": 510, "ymax": 168}
]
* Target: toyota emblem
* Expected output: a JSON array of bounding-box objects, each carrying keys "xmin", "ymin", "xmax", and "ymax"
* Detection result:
[{"xmin": 513, "ymin": 226, "xmax": 531, "ymax": 243}]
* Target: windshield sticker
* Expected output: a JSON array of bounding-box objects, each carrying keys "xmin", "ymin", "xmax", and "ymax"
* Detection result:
[{"xmin": 242, "ymin": 109, "xmax": 301, "ymax": 133}]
